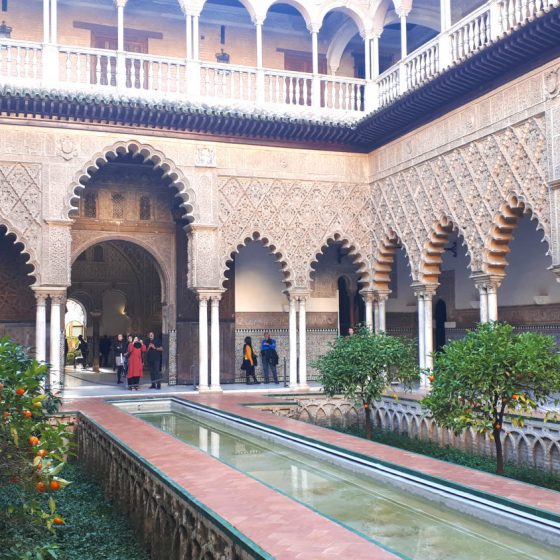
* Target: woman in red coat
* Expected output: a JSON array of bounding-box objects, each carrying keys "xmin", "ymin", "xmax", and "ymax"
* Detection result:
[{"xmin": 127, "ymin": 337, "xmax": 146, "ymax": 390}]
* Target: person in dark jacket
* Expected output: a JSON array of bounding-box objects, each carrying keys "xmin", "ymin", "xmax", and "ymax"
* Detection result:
[
  {"xmin": 146, "ymin": 331, "xmax": 163, "ymax": 389},
  {"xmin": 76, "ymin": 335, "xmax": 89, "ymax": 368},
  {"xmin": 260, "ymin": 332, "xmax": 279, "ymax": 384},
  {"xmin": 242, "ymin": 336, "xmax": 259, "ymax": 385},
  {"xmin": 114, "ymin": 333, "xmax": 127, "ymax": 384}
]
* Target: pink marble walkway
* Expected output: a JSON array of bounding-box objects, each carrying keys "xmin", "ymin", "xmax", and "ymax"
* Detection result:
[
  {"xmin": 72, "ymin": 398, "xmax": 396, "ymax": 560},
  {"xmin": 185, "ymin": 392, "xmax": 560, "ymax": 516}
]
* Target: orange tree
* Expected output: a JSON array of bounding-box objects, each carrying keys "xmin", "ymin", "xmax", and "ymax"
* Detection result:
[
  {"xmin": 0, "ymin": 337, "xmax": 72, "ymax": 558},
  {"xmin": 314, "ymin": 328, "xmax": 419, "ymax": 439},
  {"xmin": 422, "ymin": 322, "xmax": 560, "ymax": 475}
]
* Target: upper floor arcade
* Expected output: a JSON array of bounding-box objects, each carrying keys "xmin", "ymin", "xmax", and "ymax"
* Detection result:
[{"xmin": 0, "ymin": 0, "xmax": 557, "ymax": 120}]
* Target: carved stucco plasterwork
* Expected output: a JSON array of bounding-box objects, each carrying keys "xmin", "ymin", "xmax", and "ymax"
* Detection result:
[
  {"xmin": 218, "ymin": 178, "xmax": 372, "ymax": 289},
  {"xmin": 369, "ymin": 115, "xmax": 551, "ymax": 280},
  {"xmin": 188, "ymin": 226, "xmax": 221, "ymax": 288},
  {"xmin": 0, "ymin": 161, "xmax": 42, "ymax": 282},
  {"xmin": 43, "ymin": 224, "xmax": 72, "ymax": 286}
]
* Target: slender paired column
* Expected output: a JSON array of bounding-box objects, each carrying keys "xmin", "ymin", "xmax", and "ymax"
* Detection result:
[
  {"xmin": 372, "ymin": 34, "xmax": 381, "ymax": 78},
  {"xmin": 413, "ymin": 283, "xmax": 438, "ymax": 379},
  {"xmin": 362, "ymin": 290, "xmax": 374, "ymax": 331},
  {"xmin": 50, "ymin": 0, "xmax": 58, "ymax": 45},
  {"xmin": 416, "ymin": 292, "xmax": 426, "ymax": 369},
  {"xmin": 42, "ymin": 0, "xmax": 59, "ymax": 84},
  {"xmin": 185, "ymin": 13, "xmax": 193, "ymax": 59},
  {"xmin": 374, "ymin": 300, "xmax": 380, "ymax": 333},
  {"xmin": 210, "ymin": 294, "xmax": 222, "ymax": 391},
  {"xmin": 298, "ymin": 295, "xmax": 308, "ymax": 387},
  {"xmin": 399, "ymin": 9, "xmax": 408, "ymax": 59},
  {"xmin": 192, "ymin": 15, "xmax": 200, "ymax": 60},
  {"xmin": 197, "ymin": 294, "xmax": 209, "ymax": 390},
  {"xmin": 309, "ymin": 24, "xmax": 321, "ymax": 107},
  {"xmin": 254, "ymin": 16, "xmax": 265, "ymax": 103},
  {"xmin": 424, "ymin": 290, "xmax": 435, "ymax": 370},
  {"xmin": 473, "ymin": 274, "xmax": 502, "ymax": 323},
  {"xmin": 49, "ymin": 293, "xmax": 63, "ymax": 391},
  {"xmin": 90, "ymin": 311, "xmax": 101, "ymax": 372},
  {"xmin": 115, "ymin": 0, "xmax": 127, "ymax": 89},
  {"xmin": 288, "ymin": 295, "xmax": 298, "ymax": 387},
  {"xmin": 377, "ymin": 293, "xmax": 387, "ymax": 333},
  {"xmin": 33, "ymin": 290, "xmax": 48, "ymax": 363},
  {"xmin": 181, "ymin": 2, "xmax": 201, "ymax": 96},
  {"xmin": 43, "ymin": 0, "xmax": 50, "ymax": 43}
]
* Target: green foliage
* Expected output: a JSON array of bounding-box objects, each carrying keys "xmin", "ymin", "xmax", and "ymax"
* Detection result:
[
  {"xmin": 422, "ymin": 322, "xmax": 560, "ymax": 473},
  {"xmin": 0, "ymin": 337, "xmax": 73, "ymax": 556},
  {"xmin": 336, "ymin": 425, "xmax": 560, "ymax": 492},
  {"xmin": 0, "ymin": 461, "xmax": 148, "ymax": 560},
  {"xmin": 314, "ymin": 328, "xmax": 419, "ymax": 410}
]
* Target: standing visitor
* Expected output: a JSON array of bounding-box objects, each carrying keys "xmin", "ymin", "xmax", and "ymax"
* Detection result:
[
  {"xmin": 77, "ymin": 335, "xmax": 89, "ymax": 368},
  {"xmin": 241, "ymin": 336, "xmax": 259, "ymax": 385},
  {"xmin": 114, "ymin": 333, "xmax": 127, "ymax": 385},
  {"xmin": 146, "ymin": 331, "xmax": 163, "ymax": 390},
  {"xmin": 127, "ymin": 336, "xmax": 146, "ymax": 390},
  {"xmin": 260, "ymin": 332, "xmax": 279, "ymax": 384}
]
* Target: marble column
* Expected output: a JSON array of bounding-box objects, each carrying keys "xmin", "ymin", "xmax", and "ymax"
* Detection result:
[
  {"xmin": 43, "ymin": 0, "xmax": 50, "ymax": 43},
  {"xmin": 399, "ymin": 10, "xmax": 408, "ymax": 59},
  {"xmin": 49, "ymin": 292, "xmax": 64, "ymax": 391},
  {"xmin": 363, "ymin": 291, "xmax": 374, "ymax": 331},
  {"xmin": 50, "ymin": 0, "xmax": 58, "ymax": 44},
  {"xmin": 374, "ymin": 300, "xmax": 380, "ymax": 333},
  {"xmin": 288, "ymin": 294, "xmax": 298, "ymax": 388},
  {"xmin": 487, "ymin": 284, "xmax": 499, "ymax": 321},
  {"xmin": 424, "ymin": 289, "xmax": 435, "ymax": 370},
  {"xmin": 473, "ymin": 274, "xmax": 502, "ymax": 323},
  {"xmin": 298, "ymin": 295, "xmax": 308, "ymax": 387},
  {"xmin": 378, "ymin": 293, "xmax": 388, "ymax": 333},
  {"xmin": 198, "ymin": 294, "xmax": 209, "ymax": 391},
  {"xmin": 91, "ymin": 311, "xmax": 101, "ymax": 372},
  {"xmin": 192, "ymin": 15, "xmax": 199, "ymax": 60},
  {"xmin": 210, "ymin": 294, "xmax": 222, "ymax": 392},
  {"xmin": 33, "ymin": 290, "xmax": 47, "ymax": 363},
  {"xmin": 417, "ymin": 293, "xmax": 426, "ymax": 370}
]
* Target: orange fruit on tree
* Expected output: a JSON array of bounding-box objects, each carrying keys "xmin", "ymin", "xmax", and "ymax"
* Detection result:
[
  {"xmin": 0, "ymin": 383, "xmax": 4, "ymax": 391},
  {"xmin": 22, "ymin": 410, "xmax": 32, "ymax": 418},
  {"xmin": 53, "ymin": 517, "xmax": 64, "ymax": 525},
  {"xmin": 36, "ymin": 481, "xmax": 46, "ymax": 493},
  {"xmin": 49, "ymin": 480, "xmax": 60, "ymax": 491},
  {"xmin": 15, "ymin": 388, "xmax": 26, "ymax": 396},
  {"xmin": 512, "ymin": 394, "xmax": 519, "ymax": 400},
  {"xmin": 28, "ymin": 436, "xmax": 40, "ymax": 446},
  {"xmin": 3, "ymin": 411, "xmax": 10, "ymax": 418},
  {"xmin": 37, "ymin": 449, "xmax": 48, "ymax": 458},
  {"xmin": 428, "ymin": 375, "xmax": 435, "ymax": 383}
]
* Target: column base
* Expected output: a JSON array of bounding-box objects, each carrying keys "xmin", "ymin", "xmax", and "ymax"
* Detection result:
[
  {"xmin": 208, "ymin": 385, "xmax": 223, "ymax": 393},
  {"xmin": 198, "ymin": 385, "xmax": 211, "ymax": 393}
]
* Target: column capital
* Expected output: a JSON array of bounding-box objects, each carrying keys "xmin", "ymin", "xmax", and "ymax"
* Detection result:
[
  {"xmin": 361, "ymin": 28, "xmax": 383, "ymax": 41},
  {"xmin": 548, "ymin": 178, "xmax": 560, "ymax": 191},
  {"xmin": 551, "ymin": 264, "xmax": 560, "ymax": 283},
  {"xmin": 32, "ymin": 286, "xmax": 50, "ymax": 301},
  {"xmin": 113, "ymin": 0, "xmax": 128, "ymax": 8},
  {"xmin": 411, "ymin": 282, "xmax": 438, "ymax": 298},
  {"xmin": 396, "ymin": 7, "xmax": 411, "ymax": 18},
  {"xmin": 252, "ymin": 14, "xmax": 266, "ymax": 26},
  {"xmin": 360, "ymin": 289, "xmax": 375, "ymax": 303},
  {"xmin": 373, "ymin": 289, "xmax": 391, "ymax": 302},
  {"xmin": 179, "ymin": 1, "xmax": 202, "ymax": 17},
  {"xmin": 470, "ymin": 273, "xmax": 503, "ymax": 291},
  {"xmin": 307, "ymin": 22, "xmax": 321, "ymax": 34},
  {"xmin": 287, "ymin": 289, "xmax": 311, "ymax": 302},
  {"xmin": 196, "ymin": 289, "xmax": 225, "ymax": 302}
]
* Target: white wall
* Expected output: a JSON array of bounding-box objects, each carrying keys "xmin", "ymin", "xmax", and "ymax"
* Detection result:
[{"xmin": 235, "ymin": 242, "xmax": 286, "ymax": 312}]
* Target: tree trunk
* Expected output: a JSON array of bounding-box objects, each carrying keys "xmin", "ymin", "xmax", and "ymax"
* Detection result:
[
  {"xmin": 364, "ymin": 403, "xmax": 372, "ymax": 440},
  {"xmin": 494, "ymin": 428, "xmax": 504, "ymax": 475}
]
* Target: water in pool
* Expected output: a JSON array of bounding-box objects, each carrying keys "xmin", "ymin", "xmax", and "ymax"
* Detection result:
[{"xmin": 139, "ymin": 410, "xmax": 558, "ymax": 560}]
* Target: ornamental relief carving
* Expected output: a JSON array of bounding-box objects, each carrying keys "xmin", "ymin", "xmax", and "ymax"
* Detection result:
[
  {"xmin": 218, "ymin": 177, "xmax": 372, "ymax": 289},
  {"xmin": 369, "ymin": 116, "xmax": 550, "ymax": 279}
]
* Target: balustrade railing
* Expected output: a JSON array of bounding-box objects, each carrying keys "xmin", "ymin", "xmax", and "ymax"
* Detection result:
[
  {"xmin": 320, "ymin": 76, "xmax": 365, "ymax": 111},
  {"xmin": 0, "ymin": 40, "xmax": 42, "ymax": 83},
  {"xmin": 59, "ymin": 46, "xmax": 116, "ymax": 88},
  {"xmin": 0, "ymin": 0, "xmax": 556, "ymax": 114},
  {"xmin": 405, "ymin": 40, "xmax": 439, "ymax": 89},
  {"xmin": 200, "ymin": 62, "xmax": 256, "ymax": 102},
  {"xmin": 378, "ymin": 67, "xmax": 400, "ymax": 107},
  {"xmin": 264, "ymin": 69, "xmax": 312, "ymax": 107},
  {"xmin": 450, "ymin": 5, "xmax": 492, "ymax": 60}
]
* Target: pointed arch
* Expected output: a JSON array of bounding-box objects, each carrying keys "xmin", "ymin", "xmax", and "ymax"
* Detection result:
[
  {"xmin": 67, "ymin": 140, "xmax": 196, "ymax": 224},
  {"xmin": 483, "ymin": 193, "xmax": 551, "ymax": 277},
  {"xmin": 0, "ymin": 224, "xmax": 39, "ymax": 284},
  {"xmin": 419, "ymin": 215, "xmax": 472, "ymax": 284},
  {"xmin": 308, "ymin": 231, "xmax": 371, "ymax": 287},
  {"xmin": 221, "ymin": 231, "xmax": 295, "ymax": 288},
  {"xmin": 372, "ymin": 230, "xmax": 413, "ymax": 292}
]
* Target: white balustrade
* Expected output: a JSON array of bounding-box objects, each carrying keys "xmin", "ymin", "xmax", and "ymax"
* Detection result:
[
  {"xmin": 450, "ymin": 7, "xmax": 491, "ymax": 61},
  {"xmin": 320, "ymin": 76, "xmax": 366, "ymax": 111},
  {"xmin": 499, "ymin": 0, "xmax": 556, "ymax": 30},
  {"xmin": 58, "ymin": 46, "xmax": 117, "ymax": 88},
  {"xmin": 200, "ymin": 62, "xmax": 257, "ymax": 102},
  {"xmin": 0, "ymin": 40, "xmax": 42, "ymax": 83},
  {"xmin": 378, "ymin": 67, "xmax": 400, "ymax": 107},
  {"xmin": 125, "ymin": 53, "xmax": 187, "ymax": 95},
  {"xmin": 405, "ymin": 41, "xmax": 439, "ymax": 89},
  {"xmin": 0, "ymin": 1, "xmax": 556, "ymax": 114},
  {"xmin": 264, "ymin": 69, "xmax": 313, "ymax": 107}
]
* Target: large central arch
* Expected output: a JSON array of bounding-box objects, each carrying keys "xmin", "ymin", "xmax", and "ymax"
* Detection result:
[{"xmin": 66, "ymin": 140, "xmax": 197, "ymax": 224}]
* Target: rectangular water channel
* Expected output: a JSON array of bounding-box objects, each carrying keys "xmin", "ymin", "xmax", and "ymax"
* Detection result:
[{"xmin": 118, "ymin": 399, "xmax": 559, "ymax": 560}]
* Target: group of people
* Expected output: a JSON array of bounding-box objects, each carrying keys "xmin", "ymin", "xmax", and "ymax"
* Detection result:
[
  {"xmin": 242, "ymin": 332, "xmax": 280, "ymax": 385},
  {"xmin": 75, "ymin": 332, "xmax": 164, "ymax": 390}
]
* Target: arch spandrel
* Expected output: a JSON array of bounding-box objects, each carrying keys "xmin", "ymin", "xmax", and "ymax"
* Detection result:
[
  {"xmin": 67, "ymin": 140, "xmax": 198, "ymax": 225},
  {"xmin": 0, "ymin": 224, "xmax": 40, "ymax": 285}
]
